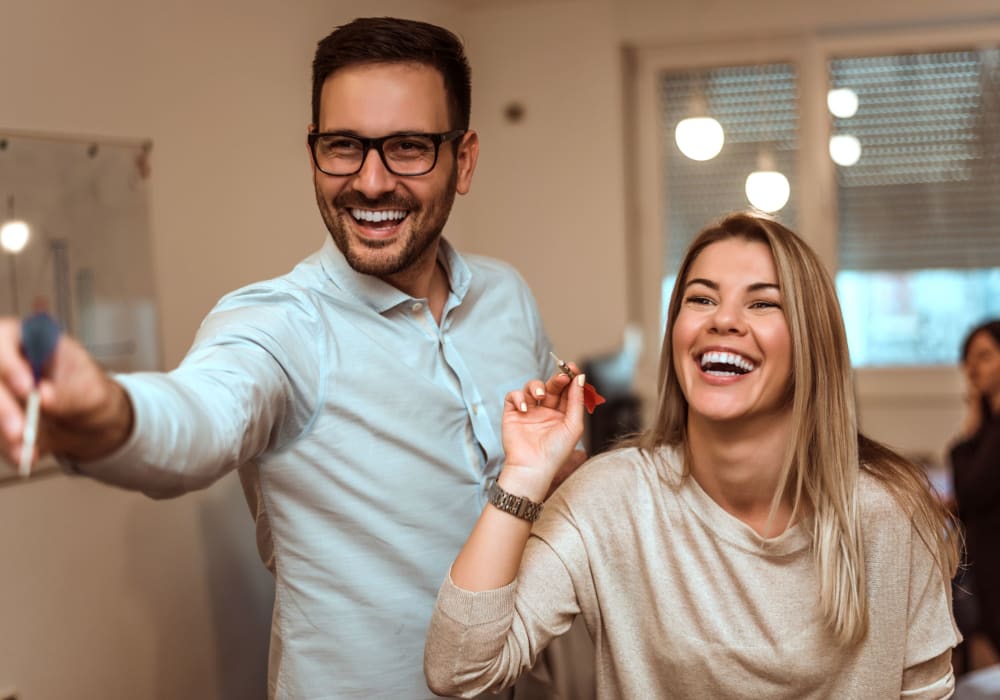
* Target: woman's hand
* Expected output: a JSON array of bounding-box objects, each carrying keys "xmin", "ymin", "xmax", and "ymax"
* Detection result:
[
  {"xmin": 498, "ymin": 367, "xmax": 586, "ymax": 500},
  {"xmin": 448, "ymin": 367, "xmax": 587, "ymax": 592}
]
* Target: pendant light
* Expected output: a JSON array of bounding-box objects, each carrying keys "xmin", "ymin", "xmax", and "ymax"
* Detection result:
[
  {"xmin": 674, "ymin": 88, "xmax": 724, "ymax": 161},
  {"xmin": 745, "ymin": 148, "xmax": 790, "ymax": 213}
]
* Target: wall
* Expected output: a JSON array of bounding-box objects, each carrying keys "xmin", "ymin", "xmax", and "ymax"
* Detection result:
[{"xmin": 459, "ymin": 0, "xmax": 629, "ymax": 362}]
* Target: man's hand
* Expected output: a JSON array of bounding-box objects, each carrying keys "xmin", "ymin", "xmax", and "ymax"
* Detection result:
[{"xmin": 0, "ymin": 317, "xmax": 134, "ymax": 469}]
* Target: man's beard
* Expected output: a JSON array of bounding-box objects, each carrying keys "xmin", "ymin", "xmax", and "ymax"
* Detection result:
[{"xmin": 316, "ymin": 168, "xmax": 458, "ymax": 278}]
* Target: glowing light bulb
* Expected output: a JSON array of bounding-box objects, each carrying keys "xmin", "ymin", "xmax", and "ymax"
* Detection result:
[
  {"xmin": 745, "ymin": 170, "xmax": 790, "ymax": 213},
  {"xmin": 827, "ymin": 88, "xmax": 858, "ymax": 118},
  {"xmin": 829, "ymin": 134, "xmax": 862, "ymax": 166},
  {"xmin": 0, "ymin": 220, "xmax": 30, "ymax": 253},
  {"xmin": 674, "ymin": 116, "xmax": 725, "ymax": 161}
]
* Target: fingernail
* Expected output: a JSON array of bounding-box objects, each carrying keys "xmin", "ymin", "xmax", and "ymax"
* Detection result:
[
  {"xmin": 577, "ymin": 374, "xmax": 586, "ymax": 387},
  {"xmin": 519, "ymin": 401, "xmax": 528, "ymax": 413},
  {"xmin": 533, "ymin": 387, "xmax": 545, "ymax": 398}
]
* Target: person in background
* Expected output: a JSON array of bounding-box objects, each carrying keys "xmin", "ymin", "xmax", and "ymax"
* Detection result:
[
  {"xmin": 425, "ymin": 212, "xmax": 961, "ymax": 699},
  {"xmin": 950, "ymin": 319, "xmax": 1000, "ymax": 666},
  {"xmin": 0, "ymin": 17, "xmax": 587, "ymax": 699}
]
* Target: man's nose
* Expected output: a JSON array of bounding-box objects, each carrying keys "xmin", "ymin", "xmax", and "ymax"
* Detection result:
[{"xmin": 351, "ymin": 147, "xmax": 395, "ymax": 196}]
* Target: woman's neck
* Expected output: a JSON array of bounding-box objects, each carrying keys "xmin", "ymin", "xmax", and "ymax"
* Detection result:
[{"xmin": 686, "ymin": 410, "xmax": 797, "ymax": 537}]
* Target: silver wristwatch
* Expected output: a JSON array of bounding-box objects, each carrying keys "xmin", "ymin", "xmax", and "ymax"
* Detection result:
[{"xmin": 488, "ymin": 481, "xmax": 544, "ymax": 522}]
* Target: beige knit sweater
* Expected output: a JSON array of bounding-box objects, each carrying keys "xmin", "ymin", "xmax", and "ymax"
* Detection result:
[{"xmin": 425, "ymin": 446, "xmax": 960, "ymax": 699}]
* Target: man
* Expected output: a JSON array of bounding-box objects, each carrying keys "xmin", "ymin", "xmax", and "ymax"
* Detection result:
[{"xmin": 0, "ymin": 17, "xmax": 587, "ymax": 699}]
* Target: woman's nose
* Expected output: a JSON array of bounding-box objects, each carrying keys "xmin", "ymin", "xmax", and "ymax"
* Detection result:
[{"xmin": 709, "ymin": 302, "xmax": 746, "ymax": 334}]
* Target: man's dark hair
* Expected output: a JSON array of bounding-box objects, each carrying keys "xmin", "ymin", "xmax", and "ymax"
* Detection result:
[{"xmin": 311, "ymin": 17, "xmax": 472, "ymax": 131}]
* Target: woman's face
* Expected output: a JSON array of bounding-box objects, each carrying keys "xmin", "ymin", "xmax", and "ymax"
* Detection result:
[
  {"xmin": 671, "ymin": 238, "xmax": 793, "ymax": 427},
  {"xmin": 964, "ymin": 330, "xmax": 1000, "ymax": 404}
]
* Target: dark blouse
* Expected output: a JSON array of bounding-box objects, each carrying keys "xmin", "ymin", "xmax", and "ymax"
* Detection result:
[{"xmin": 950, "ymin": 413, "xmax": 1000, "ymax": 649}]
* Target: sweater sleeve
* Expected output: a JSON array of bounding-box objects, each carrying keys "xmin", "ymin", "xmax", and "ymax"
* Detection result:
[
  {"xmin": 950, "ymin": 416, "xmax": 1000, "ymax": 518},
  {"xmin": 900, "ymin": 524, "xmax": 961, "ymax": 699},
  {"xmin": 424, "ymin": 515, "xmax": 585, "ymax": 698}
]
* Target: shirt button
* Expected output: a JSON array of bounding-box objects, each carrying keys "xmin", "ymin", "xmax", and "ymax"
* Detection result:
[
  {"xmin": 472, "ymin": 404, "xmax": 480, "ymax": 415},
  {"xmin": 412, "ymin": 302, "xmax": 424, "ymax": 313}
]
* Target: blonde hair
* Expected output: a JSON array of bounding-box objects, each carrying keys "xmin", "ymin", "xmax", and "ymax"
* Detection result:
[{"xmin": 633, "ymin": 212, "xmax": 958, "ymax": 645}]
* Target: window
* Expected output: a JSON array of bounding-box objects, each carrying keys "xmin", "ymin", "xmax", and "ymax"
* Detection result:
[
  {"xmin": 656, "ymin": 62, "xmax": 799, "ymax": 332},
  {"xmin": 831, "ymin": 50, "xmax": 1000, "ymax": 365},
  {"xmin": 660, "ymin": 63, "xmax": 799, "ymax": 271}
]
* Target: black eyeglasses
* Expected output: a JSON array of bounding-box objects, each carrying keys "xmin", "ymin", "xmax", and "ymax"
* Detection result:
[{"xmin": 308, "ymin": 130, "xmax": 466, "ymax": 177}]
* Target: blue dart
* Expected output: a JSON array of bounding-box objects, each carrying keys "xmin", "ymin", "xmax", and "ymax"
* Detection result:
[{"xmin": 18, "ymin": 313, "xmax": 62, "ymax": 476}]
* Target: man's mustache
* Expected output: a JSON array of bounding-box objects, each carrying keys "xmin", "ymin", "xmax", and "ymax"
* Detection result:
[{"xmin": 333, "ymin": 193, "xmax": 418, "ymax": 210}]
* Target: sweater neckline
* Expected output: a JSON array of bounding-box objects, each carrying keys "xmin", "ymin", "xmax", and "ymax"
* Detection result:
[{"xmin": 656, "ymin": 445, "xmax": 812, "ymax": 557}]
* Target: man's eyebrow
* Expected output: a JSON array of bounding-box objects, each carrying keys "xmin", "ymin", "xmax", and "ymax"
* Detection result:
[{"xmin": 683, "ymin": 278, "xmax": 780, "ymax": 292}]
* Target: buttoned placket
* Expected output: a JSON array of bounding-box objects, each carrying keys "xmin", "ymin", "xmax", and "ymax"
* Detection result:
[{"xmin": 406, "ymin": 295, "xmax": 503, "ymax": 481}]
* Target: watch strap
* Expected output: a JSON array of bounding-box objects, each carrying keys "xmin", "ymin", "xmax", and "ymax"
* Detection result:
[{"xmin": 488, "ymin": 481, "xmax": 544, "ymax": 522}]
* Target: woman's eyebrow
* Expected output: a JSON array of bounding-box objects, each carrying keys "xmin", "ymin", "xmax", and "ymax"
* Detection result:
[
  {"xmin": 683, "ymin": 279, "xmax": 780, "ymax": 292},
  {"xmin": 684, "ymin": 277, "xmax": 718, "ymax": 290}
]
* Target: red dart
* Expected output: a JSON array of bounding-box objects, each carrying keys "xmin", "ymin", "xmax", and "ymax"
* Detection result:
[
  {"xmin": 549, "ymin": 351, "xmax": 606, "ymax": 414},
  {"xmin": 583, "ymin": 382, "xmax": 606, "ymax": 415}
]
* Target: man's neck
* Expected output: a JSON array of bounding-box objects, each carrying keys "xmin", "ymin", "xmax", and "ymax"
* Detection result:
[{"xmin": 383, "ymin": 240, "xmax": 450, "ymax": 324}]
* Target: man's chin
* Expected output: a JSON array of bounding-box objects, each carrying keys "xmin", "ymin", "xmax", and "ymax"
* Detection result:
[{"xmin": 343, "ymin": 244, "xmax": 408, "ymax": 277}]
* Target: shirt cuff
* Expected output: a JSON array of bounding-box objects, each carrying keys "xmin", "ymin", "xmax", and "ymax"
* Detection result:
[{"xmin": 55, "ymin": 375, "xmax": 145, "ymax": 477}]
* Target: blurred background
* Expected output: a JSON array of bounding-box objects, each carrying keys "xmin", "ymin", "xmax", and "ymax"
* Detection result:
[{"xmin": 1, "ymin": 0, "xmax": 998, "ymax": 696}]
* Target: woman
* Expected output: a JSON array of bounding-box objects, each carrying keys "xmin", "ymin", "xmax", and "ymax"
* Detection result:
[
  {"xmin": 950, "ymin": 319, "xmax": 1000, "ymax": 660},
  {"xmin": 424, "ymin": 213, "xmax": 961, "ymax": 699}
]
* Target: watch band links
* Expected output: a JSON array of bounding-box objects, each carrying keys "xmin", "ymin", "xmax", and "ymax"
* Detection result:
[{"xmin": 488, "ymin": 480, "xmax": 544, "ymax": 522}]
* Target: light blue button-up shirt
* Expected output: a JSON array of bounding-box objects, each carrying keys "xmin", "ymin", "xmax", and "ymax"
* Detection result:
[{"xmin": 79, "ymin": 236, "xmax": 555, "ymax": 699}]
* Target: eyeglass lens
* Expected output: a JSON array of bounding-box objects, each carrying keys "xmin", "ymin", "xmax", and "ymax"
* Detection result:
[{"xmin": 313, "ymin": 134, "xmax": 440, "ymax": 176}]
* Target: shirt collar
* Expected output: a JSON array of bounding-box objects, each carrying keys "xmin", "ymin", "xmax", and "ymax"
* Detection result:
[{"xmin": 319, "ymin": 235, "xmax": 471, "ymax": 314}]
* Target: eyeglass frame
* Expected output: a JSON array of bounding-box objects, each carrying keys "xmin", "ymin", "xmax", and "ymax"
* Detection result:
[{"xmin": 307, "ymin": 129, "xmax": 467, "ymax": 177}]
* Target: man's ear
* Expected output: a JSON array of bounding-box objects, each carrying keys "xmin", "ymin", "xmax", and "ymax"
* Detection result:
[
  {"xmin": 455, "ymin": 130, "xmax": 479, "ymax": 195},
  {"xmin": 306, "ymin": 124, "xmax": 317, "ymax": 171}
]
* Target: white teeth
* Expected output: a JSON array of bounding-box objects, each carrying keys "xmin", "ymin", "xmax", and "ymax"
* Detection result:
[
  {"xmin": 699, "ymin": 350, "xmax": 756, "ymax": 374},
  {"xmin": 350, "ymin": 209, "xmax": 406, "ymax": 223}
]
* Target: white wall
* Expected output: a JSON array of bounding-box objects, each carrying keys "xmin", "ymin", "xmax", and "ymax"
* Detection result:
[
  {"xmin": 0, "ymin": 0, "xmax": 994, "ymax": 696},
  {"xmin": 459, "ymin": 0, "xmax": 629, "ymax": 361}
]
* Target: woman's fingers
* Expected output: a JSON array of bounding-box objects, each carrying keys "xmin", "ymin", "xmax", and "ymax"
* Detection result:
[
  {"xmin": 506, "ymin": 389, "xmax": 530, "ymax": 414},
  {"xmin": 526, "ymin": 379, "xmax": 546, "ymax": 406},
  {"xmin": 565, "ymin": 373, "xmax": 586, "ymax": 435},
  {"xmin": 538, "ymin": 371, "xmax": 572, "ymax": 409}
]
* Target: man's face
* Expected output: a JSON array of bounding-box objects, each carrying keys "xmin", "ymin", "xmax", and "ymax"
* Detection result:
[{"xmin": 310, "ymin": 62, "xmax": 477, "ymax": 282}]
